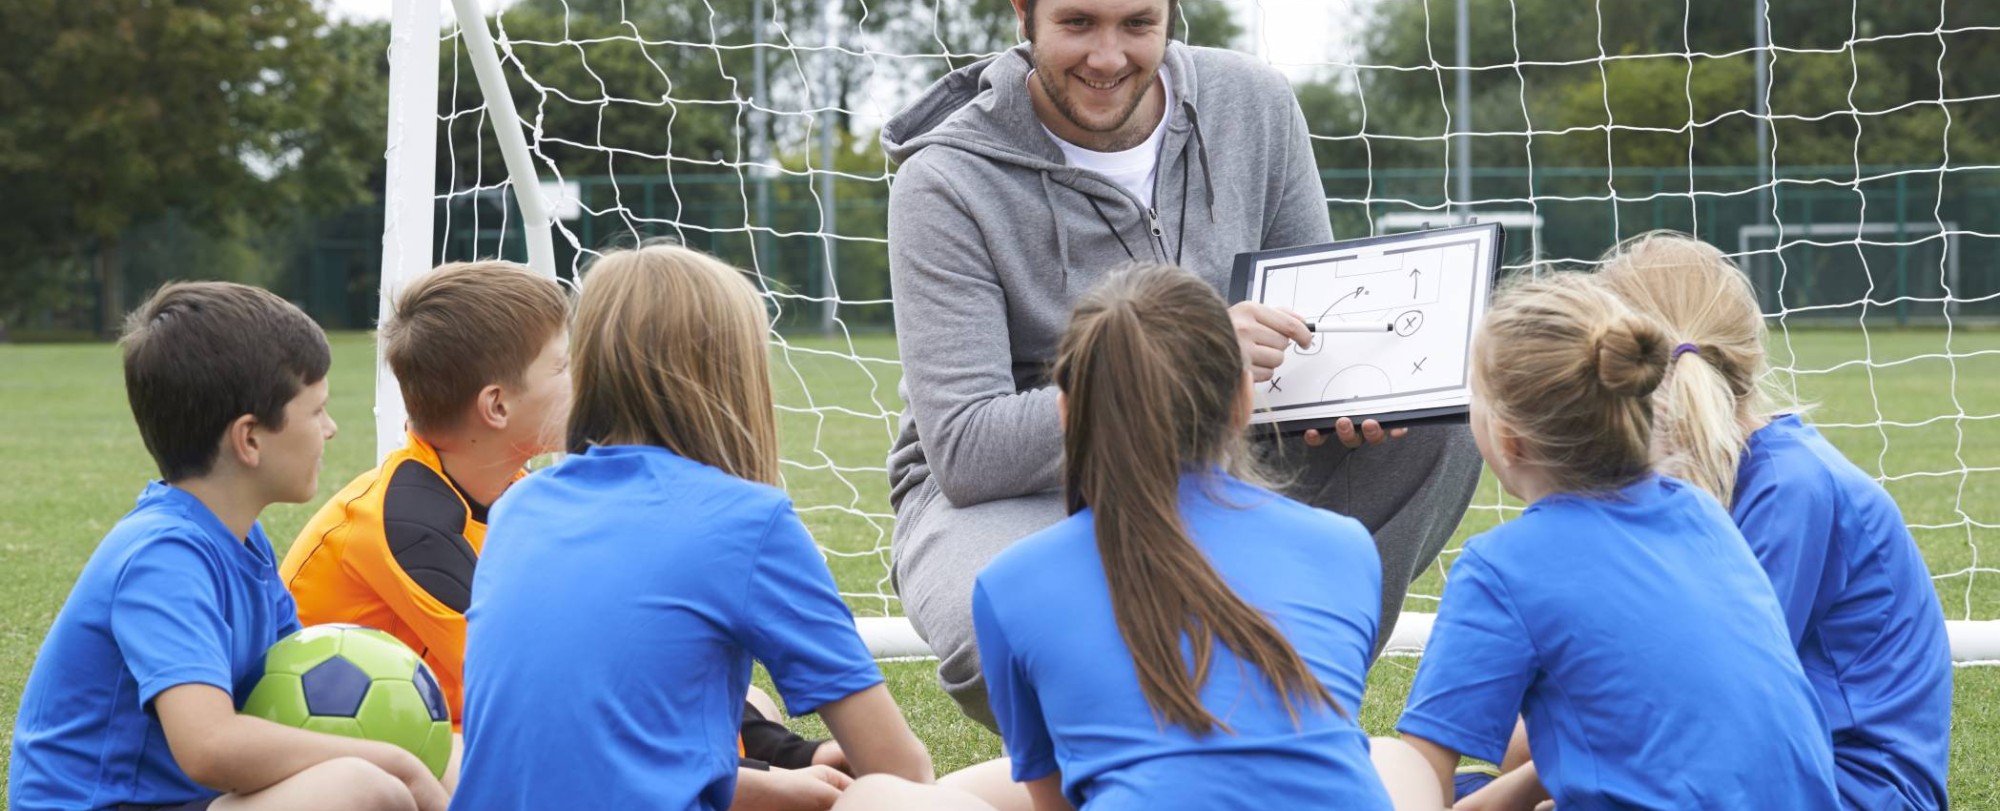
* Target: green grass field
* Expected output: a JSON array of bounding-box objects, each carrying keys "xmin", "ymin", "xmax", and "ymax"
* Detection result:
[{"xmin": 5, "ymin": 329, "xmax": 2000, "ymax": 805}]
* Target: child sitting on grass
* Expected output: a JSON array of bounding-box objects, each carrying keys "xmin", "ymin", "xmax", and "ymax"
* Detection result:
[
  {"xmin": 9, "ymin": 282, "xmax": 449, "ymax": 811},
  {"xmin": 448, "ymin": 244, "xmax": 933, "ymax": 810},
  {"xmin": 1397, "ymin": 272, "xmax": 1838, "ymax": 810},
  {"xmin": 1599, "ymin": 232, "xmax": 1951, "ymax": 810},
  {"xmin": 282, "ymin": 261, "xmax": 572, "ymax": 728},
  {"xmin": 832, "ymin": 265, "xmax": 1444, "ymax": 811},
  {"xmin": 281, "ymin": 260, "xmax": 846, "ymax": 803}
]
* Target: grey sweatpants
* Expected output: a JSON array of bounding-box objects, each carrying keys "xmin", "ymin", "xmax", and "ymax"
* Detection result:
[{"xmin": 889, "ymin": 422, "xmax": 1485, "ymax": 730}]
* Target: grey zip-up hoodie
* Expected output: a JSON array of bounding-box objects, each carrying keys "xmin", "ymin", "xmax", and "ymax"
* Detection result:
[{"xmin": 883, "ymin": 41, "xmax": 1332, "ymax": 512}]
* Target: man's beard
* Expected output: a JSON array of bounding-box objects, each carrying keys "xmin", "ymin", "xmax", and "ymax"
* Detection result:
[{"xmin": 1034, "ymin": 53, "xmax": 1158, "ymax": 140}]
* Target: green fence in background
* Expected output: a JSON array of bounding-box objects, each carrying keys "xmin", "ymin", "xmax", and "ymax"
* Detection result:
[
  {"xmin": 13, "ymin": 163, "xmax": 1983, "ymax": 340},
  {"xmin": 1316, "ymin": 165, "xmax": 2000, "ymax": 326},
  {"xmin": 424, "ymin": 164, "xmax": 1999, "ymax": 330}
]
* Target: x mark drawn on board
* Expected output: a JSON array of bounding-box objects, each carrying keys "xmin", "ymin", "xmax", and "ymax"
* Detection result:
[
  {"xmin": 1268, "ymin": 376, "xmax": 1284, "ymax": 393},
  {"xmin": 1412, "ymin": 357, "xmax": 1427, "ymax": 374}
]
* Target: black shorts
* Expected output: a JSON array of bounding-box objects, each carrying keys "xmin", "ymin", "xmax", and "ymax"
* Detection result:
[
  {"xmin": 118, "ymin": 799, "xmax": 217, "ymax": 811},
  {"xmin": 738, "ymin": 700, "xmax": 825, "ymax": 770}
]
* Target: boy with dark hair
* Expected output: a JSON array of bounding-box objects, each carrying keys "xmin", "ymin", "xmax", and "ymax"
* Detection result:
[
  {"xmin": 10, "ymin": 282, "xmax": 448, "ymax": 811},
  {"xmin": 281, "ymin": 261, "xmax": 842, "ymax": 804}
]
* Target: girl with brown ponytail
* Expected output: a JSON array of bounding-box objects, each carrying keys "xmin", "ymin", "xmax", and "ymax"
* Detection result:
[
  {"xmin": 1395, "ymin": 272, "xmax": 1838, "ymax": 810},
  {"xmin": 837, "ymin": 264, "xmax": 1442, "ymax": 811},
  {"xmin": 1599, "ymin": 233, "xmax": 1950, "ymax": 811}
]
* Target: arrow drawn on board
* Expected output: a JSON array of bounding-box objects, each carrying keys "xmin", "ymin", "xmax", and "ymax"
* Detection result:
[
  {"xmin": 1314, "ymin": 286, "xmax": 1368, "ymax": 322},
  {"xmin": 1410, "ymin": 269, "xmax": 1421, "ymax": 298}
]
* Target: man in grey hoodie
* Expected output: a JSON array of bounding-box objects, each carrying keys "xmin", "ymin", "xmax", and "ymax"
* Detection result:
[{"xmin": 881, "ymin": 0, "xmax": 1484, "ymax": 728}]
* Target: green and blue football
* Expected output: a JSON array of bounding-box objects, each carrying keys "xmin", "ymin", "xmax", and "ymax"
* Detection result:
[{"xmin": 241, "ymin": 624, "xmax": 454, "ymax": 779}]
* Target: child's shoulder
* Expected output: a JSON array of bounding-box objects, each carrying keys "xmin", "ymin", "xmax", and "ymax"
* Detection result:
[
  {"xmin": 116, "ymin": 482, "xmax": 215, "ymax": 536},
  {"xmin": 1738, "ymin": 416, "xmax": 1845, "ymax": 506},
  {"xmin": 377, "ymin": 455, "xmax": 475, "ymax": 525},
  {"xmin": 92, "ymin": 487, "xmax": 235, "ymax": 578},
  {"xmin": 981, "ymin": 509, "xmax": 1094, "ymax": 589},
  {"xmin": 526, "ymin": 445, "xmax": 796, "ymax": 523},
  {"xmin": 1199, "ymin": 476, "xmax": 1378, "ymax": 565},
  {"xmin": 655, "ymin": 451, "xmax": 797, "ymax": 515},
  {"xmin": 1460, "ymin": 489, "xmax": 1615, "ymax": 567},
  {"xmin": 323, "ymin": 460, "xmax": 391, "ymax": 508},
  {"xmin": 972, "ymin": 511, "xmax": 1097, "ymax": 630},
  {"xmin": 1463, "ymin": 502, "xmax": 1554, "ymax": 548},
  {"xmin": 1229, "ymin": 477, "xmax": 1370, "ymax": 540},
  {"xmin": 309, "ymin": 452, "xmax": 434, "ymax": 526}
]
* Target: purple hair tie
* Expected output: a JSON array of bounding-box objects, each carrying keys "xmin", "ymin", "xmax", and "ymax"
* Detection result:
[{"xmin": 1672, "ymin": 342, "xmax": 1700, "ymax": 361}]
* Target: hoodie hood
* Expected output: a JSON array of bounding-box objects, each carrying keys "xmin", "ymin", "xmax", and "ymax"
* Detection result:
[
  {"xmin": 884, "ymin": 43, "xmax": 1205, "ymax": 192},
  {"xmin": 884, "ymin": 40, "xmax": 1219, "ymax": 271}
]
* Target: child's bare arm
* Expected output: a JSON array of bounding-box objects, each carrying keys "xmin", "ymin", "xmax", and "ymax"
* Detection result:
[
  {"xmin": 1456, "ymin": 762, "xmax": 1550, "ymax": 811},
  {"xmin": 153, "ymin": 683, "xmax": 448, "ymax": 811},
  {"xmin": 1024, "ymin": 772, "xmax": 1072, "ymax": 811},
  {"xmin": 816, "ymin": 684, "xmax": 934, "ymax": 785},
  {"xmin": 730, "ymin": 765, "xmax": 852, "ymax": 811},
  {"xmin": 1400, "ymin": 734, "xmax": 1460, "ymax": 807}
]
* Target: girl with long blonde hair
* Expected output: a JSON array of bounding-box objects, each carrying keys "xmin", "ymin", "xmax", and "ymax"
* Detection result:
[
  {"xmin": 451, "ymin": 244, "xmax": 933, "ymax": 810},
  {"xmin": 1599, "ymin": 232, "xmax": 1951, "ymax": 811},
  {"xmin": 1397, "ymin": 272, "xmax": 1837, "ymax": 809}
]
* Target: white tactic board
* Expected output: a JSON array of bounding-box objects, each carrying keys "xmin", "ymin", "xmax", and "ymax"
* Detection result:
[{"xmin": 1228, "ymin": 223, "xmax": 1501, "ymax": 431}]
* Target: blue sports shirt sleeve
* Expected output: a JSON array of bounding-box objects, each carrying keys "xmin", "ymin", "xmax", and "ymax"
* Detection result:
[
  {"xmin": 1396, "ymin": 549, "xmax": 1537, "ymax": 765},
  {"xmin": 1732, "ymin": 470, "xmax": 1837, "ymax": 648},
  {"xmin": 739, "ymin": 502, "xmax": 884, "ymax": 714},
  {"xmin": 110, "ymin": 537, "xmax": 237, "ymax": 708},
  {"xmin": 257, "ymin": 528, "xmax": 304, "ymax": 639},
  {"xmin": 973, "ymin": 581, "xmax": 1057, "ymax": 783}
]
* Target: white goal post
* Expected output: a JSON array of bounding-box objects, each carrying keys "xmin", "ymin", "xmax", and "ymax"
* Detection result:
[
  {"xmin": 375, "ymin": 0, "xmax": 560, "ymax": 460},
  {"xmin": 1737, "ymin": 221, "xmax": 1963, "ymax": 321}
]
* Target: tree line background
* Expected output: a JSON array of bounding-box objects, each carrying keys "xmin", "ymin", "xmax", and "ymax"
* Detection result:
[{"xmin": 5, "ymin": 0, "xmax": 1997, "ymax": 337}]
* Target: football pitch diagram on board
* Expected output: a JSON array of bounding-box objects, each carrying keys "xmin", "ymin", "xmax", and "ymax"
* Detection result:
[{"xmin": 1231, "ymin": 223, "xmax": 1501, "ymax": 433}]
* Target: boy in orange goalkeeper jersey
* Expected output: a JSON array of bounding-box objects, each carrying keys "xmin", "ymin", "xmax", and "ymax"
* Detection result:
[
  {"xmin": 282, "ymin": 262, "xmax": 844, "ymax": 802},
  {"xmin": 283, "ymin": 261, "xmax": 569, "ymax": 725}
]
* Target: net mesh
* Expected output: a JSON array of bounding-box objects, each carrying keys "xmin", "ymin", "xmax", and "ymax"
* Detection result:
[{"xmin": 420, "ymin": 0, "xmax": 2000, "ymax": 625}]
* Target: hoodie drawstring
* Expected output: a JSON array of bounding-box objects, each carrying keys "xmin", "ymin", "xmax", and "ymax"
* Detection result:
[
  {"xmin": 1043, "ymin": 170, "xmax": 1090, "ymax": 288},
  {"xmin": 1084, "ymin": 189, "xmax": 1138, "ymax": 263},
  {"xmin": 1176, "ymin": 141, "xmax": 1192, "ymax": 264},
  {"xmin": 1184, "ymin": 103, "xmax": 1219, "ymax": 225},
  {"xmin": 1067, "ymin": 98, "xmax": 1218, "ymax": 269}
]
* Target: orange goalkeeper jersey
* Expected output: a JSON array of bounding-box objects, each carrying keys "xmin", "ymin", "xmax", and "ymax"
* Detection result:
[{"xmin": 281, "ymin": 432, "xmax": 522, "ymax": 728}]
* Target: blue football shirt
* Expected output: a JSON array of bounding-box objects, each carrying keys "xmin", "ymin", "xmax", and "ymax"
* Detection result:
[
  {"xmin": 450, "ymin": 445, "xmax": 884, "ymax": 811},
  {"xmin": 975, "ymin": 472, "xmax": 1394, "ymax": 810},
  {"xmin": 10, "ymin": 482, "xmax": 301, "ymax": 810},
  {"xmin": 1734, "ymin": 415, "xmax": 1952, "ymax": 810},
  {"xmin": 1398, "ymin": 474, "xmax": 1838, "ymax": 810}
]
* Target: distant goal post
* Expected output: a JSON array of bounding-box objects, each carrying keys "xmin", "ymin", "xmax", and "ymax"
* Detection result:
[{"xmin": 1737, "ymin": 221, "xmax": 1963, "ymax": 325}]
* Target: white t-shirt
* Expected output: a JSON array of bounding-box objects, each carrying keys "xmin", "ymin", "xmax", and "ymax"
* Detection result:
[{"xmin": 1037, "ymin": 66, "xmax": 1176, "ymax": 209}]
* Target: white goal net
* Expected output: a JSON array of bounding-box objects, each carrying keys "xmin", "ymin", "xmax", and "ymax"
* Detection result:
[{"xmin": 379, "ymin": 0, "xmax": 2000, "ymax": 659}]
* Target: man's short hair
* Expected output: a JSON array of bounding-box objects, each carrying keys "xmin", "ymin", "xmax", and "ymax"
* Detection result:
[
  {"xmin": 121, "ymin": 282, "xmax": 332, "ymax": 482},
  {"xmin": 382, "ymin": 261, "xmax": 570, "ymax": 434},
  {"xmin": 1023, "ymin": 0, "xmax": 1179, "ymax": 39}
]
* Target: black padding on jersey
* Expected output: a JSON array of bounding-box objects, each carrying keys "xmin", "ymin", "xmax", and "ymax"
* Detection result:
[
  {"xmin": 381, "ymin": 459, "xmax": 479, "ymax": 613},
  {"xmin": 738, "ymin": 700, "xmax": 828, "ymax": 769}
]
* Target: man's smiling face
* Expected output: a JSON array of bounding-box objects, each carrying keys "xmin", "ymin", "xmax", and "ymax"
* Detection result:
[{"xmin": 1022, "ymin": 0, "xmax": 1173, "ymax": 151}]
